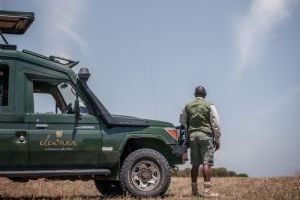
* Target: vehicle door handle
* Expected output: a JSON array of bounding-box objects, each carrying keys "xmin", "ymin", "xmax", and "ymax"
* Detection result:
[
  {"xmin": 36, "ymin": 124, "xmax": 48, "ymax": 129},
  {"xmin": 16, "ymin": 131, "xmax": 27, "ymax": 144}
]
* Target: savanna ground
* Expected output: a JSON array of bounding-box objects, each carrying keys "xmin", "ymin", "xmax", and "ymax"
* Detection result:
[{"xmin": 0, "ymin": 177, "xmax": 300, "ymax": 200}]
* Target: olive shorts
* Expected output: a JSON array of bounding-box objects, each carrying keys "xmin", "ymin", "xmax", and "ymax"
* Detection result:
[{"xmin": 190, "ymin": 135, "xmax": 214, "ymax": 166}]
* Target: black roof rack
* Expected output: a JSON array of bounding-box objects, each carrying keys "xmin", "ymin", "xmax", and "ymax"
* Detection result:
[
  {"xmin": 22, "ymin": 50, "xmax": 79, "ymax": 68},
  {"xmin": 0, "ymin": 44, "xmax": 16, "ymax": 50},
  {"xmin": 49, "ymin": 56, "xmax": 79, "ymax": 68}
]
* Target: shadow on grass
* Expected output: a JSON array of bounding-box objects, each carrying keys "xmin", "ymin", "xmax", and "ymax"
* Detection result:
[
  {"xmin": 0, "ymin": 193, "xmax": 179, "ymax": 200},
  {"xmin": 0, "ymin": 195, "xmax": 104, "ymax": 200}
]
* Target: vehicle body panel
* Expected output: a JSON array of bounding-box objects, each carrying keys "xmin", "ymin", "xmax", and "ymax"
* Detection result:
[{"xmin": 25, "ymin": 113, "xmax": 102, "ymax": 169}]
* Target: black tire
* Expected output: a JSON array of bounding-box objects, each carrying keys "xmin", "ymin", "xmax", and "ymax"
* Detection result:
[
  {"xmin": 120, "ymin": 148, "xmax": 171, "ymax": 198},
  {"xmin": 94, "ymin": 180, "xmax": 124, "ymax": 197}
]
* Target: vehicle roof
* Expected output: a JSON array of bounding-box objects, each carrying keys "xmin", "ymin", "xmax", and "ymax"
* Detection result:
[{"xmin": 0, "ymin": 48, "xmax": 77, "ymax": 82}]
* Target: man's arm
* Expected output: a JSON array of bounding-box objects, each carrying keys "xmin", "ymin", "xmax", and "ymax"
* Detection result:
[
  {"xmin": 179, "ymin": 106, "xmax": 190, "ymax": 147},
  {"xmin": 210, "ymin": 105, "xmax": 221, "ymax": 150}
]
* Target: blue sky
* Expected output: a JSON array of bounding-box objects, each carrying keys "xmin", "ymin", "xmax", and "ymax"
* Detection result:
[{"xmin": 1, "ymin": 0, "xmax": 300, "ymax": 177}]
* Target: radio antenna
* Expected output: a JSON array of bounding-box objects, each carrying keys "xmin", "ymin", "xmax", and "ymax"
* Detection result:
[{"xmin": 149, "ymin": 63, "xmax": 158, "ymax": 118}]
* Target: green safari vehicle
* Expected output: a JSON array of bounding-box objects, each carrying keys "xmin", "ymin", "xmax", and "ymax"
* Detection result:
[{"xmin": 0, "ymin": 10, "xmax": 186, "ymax": 197}]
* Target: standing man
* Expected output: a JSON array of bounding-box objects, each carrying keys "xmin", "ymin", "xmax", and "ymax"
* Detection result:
[{"xmin": 180, "ymin": 86, "xmax": 221, "ymax": 197}]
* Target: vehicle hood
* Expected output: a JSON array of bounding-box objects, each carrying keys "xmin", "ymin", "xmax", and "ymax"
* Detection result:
[
  {"xmin": 146, "ymin": 119, "xmax": 174, "ymax": 127},
  {"xmin": 111, "ymin": 115, "xmax": 173, "ymax": 127}
]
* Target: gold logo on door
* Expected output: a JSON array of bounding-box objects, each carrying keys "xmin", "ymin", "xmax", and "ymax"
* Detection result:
[
  {"xmin": 40, "ymin": 130, "xmax": 76, "ymax": 148},
  {"xmin": 56, "ymin": 130, "xmax": 63, "ymax": 138}
]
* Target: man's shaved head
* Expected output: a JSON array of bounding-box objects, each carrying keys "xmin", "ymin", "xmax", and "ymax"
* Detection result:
[{"xmin": 194, "ymin": 86, "xmax": 206, "ymax": 98}]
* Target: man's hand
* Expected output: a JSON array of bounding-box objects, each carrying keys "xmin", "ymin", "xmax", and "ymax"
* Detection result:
[
  {"xmin": 185, "ymin": 138, "xmax": 190, "ymax": 148},
  {"xmin": 214, "ymin": 141, "xmax": 220, "ymax": 151}
]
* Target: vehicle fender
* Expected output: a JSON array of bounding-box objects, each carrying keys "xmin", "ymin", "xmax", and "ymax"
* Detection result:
[{"xmin": 118, "ymin": 134, "xmax": 170, "ymax": 154}]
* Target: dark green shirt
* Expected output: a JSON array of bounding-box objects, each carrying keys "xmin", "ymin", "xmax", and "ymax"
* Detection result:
[{"xmin": 180, "ymin": 97, "xmax": 221, "ymax": 142}]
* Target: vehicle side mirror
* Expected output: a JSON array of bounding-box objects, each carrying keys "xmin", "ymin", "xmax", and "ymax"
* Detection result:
[
  {"xmin": 60, "ymin": 83, "xmax": 68, "ymax": 89},
  {"xmin": 74, "ymin": 98, "xmax": 81, "ymax": 119},
  {"xmin": 55, "ymin": 103, "xmax": 59, "ymax": 114}
]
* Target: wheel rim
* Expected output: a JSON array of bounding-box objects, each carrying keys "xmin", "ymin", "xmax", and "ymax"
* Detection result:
[{"xmin": 131, "ymin": 160, "xmax": 161, "ymax": 191}]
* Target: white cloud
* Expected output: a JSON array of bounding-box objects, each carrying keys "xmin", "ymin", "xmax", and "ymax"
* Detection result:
[
  {"xmin": 236, "ymin": 0, "xmax": 297, "ymax": 76},
  {"xmin": 42, "ymin": 1, "xmax": 88, "ymax": 58}
]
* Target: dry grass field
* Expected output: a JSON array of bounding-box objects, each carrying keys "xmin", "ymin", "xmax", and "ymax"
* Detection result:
[{"xmin": 0, "ymin": 176, "xmax": 300, "ymax": 200}]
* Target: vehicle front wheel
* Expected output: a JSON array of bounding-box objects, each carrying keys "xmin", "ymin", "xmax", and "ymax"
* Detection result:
[
  {"xmin": 94, "ymin": 180, "xmax": 124, "ymax": 197},
  {"xmin": 120, "ymin": 148, "xmax": 171, "ymax": 197}
]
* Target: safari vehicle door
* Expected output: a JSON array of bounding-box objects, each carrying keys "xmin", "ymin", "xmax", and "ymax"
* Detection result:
[
  {"xmin": 24, "ymin": 78, "xmax": 103, "ymax": 169},
  {"xmin": 0, "ymin": 62, "xmax": 30, "ymax": 170},
  {"xmin": 0, "ymin": 9, "xmax": 34, "ymax": 170}
]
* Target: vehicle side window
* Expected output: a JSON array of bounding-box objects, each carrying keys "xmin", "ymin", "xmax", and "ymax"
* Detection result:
[
  {"xmin": 32, "ymin": 80, "xmax": 89, "ymax": 115},
  {"xmin": 0, "ymin": 65, "xmax": 9, "ymax": 107},
  {"xmin": 34, "ymin": 93, "xmax": 60, "ymax": 114}
]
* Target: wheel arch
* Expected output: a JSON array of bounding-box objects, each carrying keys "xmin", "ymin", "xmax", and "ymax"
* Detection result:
[{"xmin": 119, "ymin": 136, "xmax": 176, "ymax": 167}]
